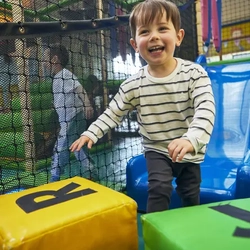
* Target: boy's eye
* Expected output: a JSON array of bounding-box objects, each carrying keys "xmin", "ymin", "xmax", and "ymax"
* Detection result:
[
  {"xmin": 140, "ymin": 30, "xmax": 148, "ymax": 35},
  {"xmin": 159, "ymin": 26, "xmax": 168, "ymax": 31}
]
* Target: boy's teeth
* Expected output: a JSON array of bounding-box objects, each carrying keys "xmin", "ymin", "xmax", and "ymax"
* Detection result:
[{"xmin": 149, "ymin": 46, "xmax": 163, "ymax": 52}]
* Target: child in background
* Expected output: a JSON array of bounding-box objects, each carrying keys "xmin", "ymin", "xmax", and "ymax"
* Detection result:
[
  {"xmin": 44, "ymin": 44, "xmax": 96, "ymax": 182},
  {"xmin": 70, "ymin": 0, "xmax": 215, "ymax": 213}
]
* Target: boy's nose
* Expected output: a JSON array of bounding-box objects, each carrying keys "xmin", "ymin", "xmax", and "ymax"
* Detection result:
[{"xmin": 149, "ymin": 31, "xmax": 160, "ymax": 41}]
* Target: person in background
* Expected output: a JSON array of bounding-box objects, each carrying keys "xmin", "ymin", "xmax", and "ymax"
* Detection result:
[
  {"xmin": 70, "ymin": 0, "xmax": 215, "ymax": 213},
  {"xmin": 44, "ymin": 44, "xmax": 96, "ymax": 182},
  {"xmin": 84, "ymin": 74, "xmax": 104, "ymax": 119}
]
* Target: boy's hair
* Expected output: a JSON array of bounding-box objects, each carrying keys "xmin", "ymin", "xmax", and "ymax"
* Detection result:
[
  {"xmin": 129, "ymin": 0, "xmax": 181, "ymax": 40},
  {"xmin": 49, "ymin": 44, "xmax": 69, "ymax": 68}
]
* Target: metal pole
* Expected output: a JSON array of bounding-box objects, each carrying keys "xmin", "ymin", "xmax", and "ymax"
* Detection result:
[{"xmin": 97, "ymin": 0, "xmax": 111, "ymax": 142}]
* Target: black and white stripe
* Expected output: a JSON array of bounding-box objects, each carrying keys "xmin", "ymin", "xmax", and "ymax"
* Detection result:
[{"xmin": 83, "ymin": 58, "xmax": 215, "ymax": 163}]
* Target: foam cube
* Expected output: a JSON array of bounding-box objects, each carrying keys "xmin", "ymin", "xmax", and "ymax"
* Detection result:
[
  {"xmin": 0, "ymin": 177, "xmax": 138, "ymax": 250},
  {"xmin": 141, "ymin": 198, "xmax": 250, "ymax": 250}
]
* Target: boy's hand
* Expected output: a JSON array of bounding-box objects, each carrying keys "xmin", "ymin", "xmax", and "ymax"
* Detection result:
[
  {"xmin": 168, "ymin": 139, "xmax": 194, "ymax": 162},
  {"xmin": 70, "ymin": 135, "xmax": 94, "ymax": 151}
]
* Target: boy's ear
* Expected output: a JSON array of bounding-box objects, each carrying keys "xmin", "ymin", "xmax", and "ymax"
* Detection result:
[
  {"xmin": 176, "ymin": 29, "xmax": 185, "ymax": 47},
  {"xmin": 130, "ymin": 38, "xmax": 139, "ymax": 52}
]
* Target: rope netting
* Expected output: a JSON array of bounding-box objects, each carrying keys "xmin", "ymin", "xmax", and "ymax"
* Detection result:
[{"xmin": 0, "ymin": 0, "xmax": 198, "ymax": 194}]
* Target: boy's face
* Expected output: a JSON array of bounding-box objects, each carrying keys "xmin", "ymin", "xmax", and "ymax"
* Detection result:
[{"xmin": 130, "ymin": 12, "xmax": 184, "ymax": 68}]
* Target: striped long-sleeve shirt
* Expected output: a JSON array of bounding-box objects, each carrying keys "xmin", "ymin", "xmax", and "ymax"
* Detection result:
[{"xmin": 83, "ymin": 58, "xmax": 215, "ymax": 163}]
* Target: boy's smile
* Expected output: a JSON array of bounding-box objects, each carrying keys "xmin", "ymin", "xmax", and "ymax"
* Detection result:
[{"xmin": 148, "ymin": 45, "xmax": 165, "ymax": 53}]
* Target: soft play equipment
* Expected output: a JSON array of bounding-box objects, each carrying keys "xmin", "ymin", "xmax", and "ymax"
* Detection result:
[
  {"xmin": 211, "ymin": 0, "xmax": 222, "ymax": 52},
  {"xmin": 141, "ymin": 198, "xmax": 250, "ymax": 250},
  {"xmin": 126, "ymin": 59, "xmax": 250, "ymax": 212},
  {"xmin": 0, "ymin": 177, "xmax": 138, "ymax": 250},
  {"xmin": 201, "ymin": 0, "xmax": 212, "ymax": 47},
  {"xmin": 201, "ymin": 0, "xmax": 222, "ymax": 52}
]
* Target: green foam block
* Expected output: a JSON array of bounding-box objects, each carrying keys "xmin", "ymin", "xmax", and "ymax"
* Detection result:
[{"xmin": 141, "ymin": 198, "xmax": 250, "ymax": 250}]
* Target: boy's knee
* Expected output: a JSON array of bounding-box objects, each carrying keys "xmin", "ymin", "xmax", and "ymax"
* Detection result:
[
  {"xmin": 147, "ymin": 181, "xmax": 173, "ymax": 213},
  {"xmin": 176, "ymin": 182, "xmax": 200, "ymax": 197},
  {"xmin": 148, "ymin": 180, "xmax": 173, "ymax": 197}
]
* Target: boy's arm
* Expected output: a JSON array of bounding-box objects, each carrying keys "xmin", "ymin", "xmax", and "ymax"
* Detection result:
[
  {"xmin": 82, "ymin": 85, "xmax": 134, "ymax": 144},
  {"xmin": 182, "ymin": 69, "xmax": 216, "ymax": 154}
]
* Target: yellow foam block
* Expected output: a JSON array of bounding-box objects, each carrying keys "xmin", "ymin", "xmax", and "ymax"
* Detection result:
[{"xmin": 0, "ymin": 177, "xmax": 138, "ymax": 250}]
